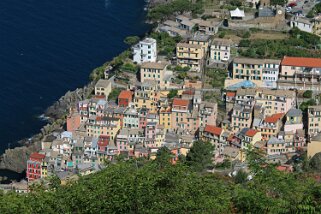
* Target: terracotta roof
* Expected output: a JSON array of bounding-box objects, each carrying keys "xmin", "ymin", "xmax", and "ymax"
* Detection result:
[
  {"xmin": 98, "ymin": 135, "xmax": 110, "ymax": 147},
  {"xmin": 281, "ymin": 56, "xmax": 321, "ymax": 68},
  {"xmin": 94, "ymin": 95, "xmax": 106, "ymax": 99},
  {"xmin": 245, "ymin": 129, "xmax": 258, "ymax": 137},
  {"xmin": 204, "ymin": 125, "xmax": 223, "ymax": 136},
  {"xmin": 264, "ymin": 113, "xmax": 284, "ymax": 123},
  {"xmin": 30, "ymin": 153, "xmax": 45, "ymax": 160},
  {"xmin": 226, "ymin": 92, "xmax": 236, "ymax": 97},
  {"xmin": 173, "ymin": 98, "xmax": 189, "ymax": 107},
  {"xmin": 118, "ymin": 90, "xmax": 132, "ymax": 100},
  {"xmin": 182, "ymin": 89, "xmax": 195, "ymax": 95}
]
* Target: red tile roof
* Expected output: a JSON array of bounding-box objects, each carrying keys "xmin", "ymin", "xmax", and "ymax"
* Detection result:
[
  {"xmin": 118, "ymin": 90, "xmax": 132, "ymax": 100},
  {"xmin": 182, "ymin": 89, "xmax": 195, "ymax": 95},
  {"xmin": 281, "ymin": 56, "xmax": 321, "ymax": 68},
  {"xmin": 245, "ymin": 129, "xmax": 258, "ymax": 137},
  {"xmin": 30, "ymin": 153, "xmax": 45, "ymax": 160},
  {"xmin": 94, "ymin": 95, "xmax": 106, "ymax": 99},
  {"xmin": 204, "ymin": 125, "xmax": 223, "ymax": 136},
  {"xmin": 98, "ymin": 135, "xmax": 110, "ymax": 147},
  {"xmin": 226, "ymin": 92, "xmax": 236, "ymax": 97},
  {"xmin": 264, "ymin": 113, "xmax": 284, "ymax": 123},
  {"xmin": 173, "ymin": 98, "xmax": 189, "ymax": 107}
]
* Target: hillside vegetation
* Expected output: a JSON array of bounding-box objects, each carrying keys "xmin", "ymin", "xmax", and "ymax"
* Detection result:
[{"xmin": 1, "ymin": 145, "xmax": 321, "ymax": 213}]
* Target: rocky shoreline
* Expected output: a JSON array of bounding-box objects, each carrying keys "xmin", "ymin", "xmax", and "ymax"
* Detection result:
[
  {"xmin": 0, "ymin": 1, "xmax": 159, "ymax": 174},
  {"xmin": 0, "ymin": 81, "xmax": 96, "ymax": 173}
]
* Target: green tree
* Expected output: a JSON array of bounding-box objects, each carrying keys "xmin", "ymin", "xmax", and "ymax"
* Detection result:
[
  {"xmin": 167, "ymin": 89, "xmax": 178, "ymax": 99},
  {"xmin": 154, "ymin": 147, "xmax": 172, "ymax": 169},
  {"xmin": 303, "ymin": 90, "xmax": 313, "ymax": 99},
  {"xmin": 219, "ymin": 31, "xmax": 226, "ymax": 38},
  {"xmin": 186, "ymin": 140, "xmax": 214, "ymax": 172},
  {"xmin": 108, "ymin": 88, "xmax": 121, "ymax": 101},
  {"xmin": 124, "ymin": 36, "xmax": 140, "ymax": 46}
]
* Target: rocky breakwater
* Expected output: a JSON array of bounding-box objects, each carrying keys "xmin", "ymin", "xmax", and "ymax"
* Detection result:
[{"xmin": 0, "ymin": 81, "xmax": 95, "ymax": 173}]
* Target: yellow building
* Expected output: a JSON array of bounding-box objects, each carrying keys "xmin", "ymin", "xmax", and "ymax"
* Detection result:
[
  {"xmin": 159, "ymin": 106, "xmax": 172, "ymax": 130},
  {"xmin": 140, "ymin": 62, "xmax": 168, "ymax": 84},
  {"xmin": 240, "ymin": 129, "xmax": 262, "ymax": 162},
  {"xmin": 313, "ymin": 16, "xmax": 321, "ymax": 36},
  {"xmin": 134, "ymin": 81, "xmax": 160, "ymax": 113},
  {"xmin": 188, "ymin": 34, "xmax": 210, "ymax": 55},
  {"xmin": 176, "ymin": 42, "xmax": 204, "ymax": 71},
  {"xmin": 308, "ymin": 105, "xmax": 321, "ymax": 137},
  {"xmin": 255, "ymin": 88, "xmax": 296, "ymax": 116},
  {"xmin": 232, "ymin": 58, "xmax": 280, "ymax": 85},
  {"xmin": 86, "ymin": 116, "xmax": 121, "ymax": 141},
  {"xmin": 41, "ymin": 159, "xmax": 48, "ymax": 178},
  {"xmin": 308, "ymin": 133, "xmax": 321, "ymax": 158},
  {"xmin": 94, "ymin": 79, "xmax": 112, "ymax": 98}
]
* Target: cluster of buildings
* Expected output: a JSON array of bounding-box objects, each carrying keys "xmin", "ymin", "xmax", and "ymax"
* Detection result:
[
  {"xmin": 23, "ymin": 0, "xmax": 321, "ymax": 185},
  {"xmin": 201, "ymin": 87, "xmax": 307, "ymax": 163},
  {"xmin": 226, "ymin": 56, "xmax": 321, "ymax": 91},
  {"xmin": 26, "ymin": 72, "xmax": 218, "ymax": 182}
]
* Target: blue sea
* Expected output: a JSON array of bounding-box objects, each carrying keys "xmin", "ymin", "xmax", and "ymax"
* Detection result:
[{"xmin": 0, "ymin": 0, "xmax": 150, "ymax": 155}]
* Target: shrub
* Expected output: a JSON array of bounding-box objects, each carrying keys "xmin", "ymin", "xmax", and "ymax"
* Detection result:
[{"xmin": 303, "ymin": 90, "xmax": 313, "ymax": 99}]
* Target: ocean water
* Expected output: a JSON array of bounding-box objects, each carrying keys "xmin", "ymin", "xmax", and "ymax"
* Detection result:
[{"xmin": 0, "ymin": 0, "xmax": 150, "ymax": 154}]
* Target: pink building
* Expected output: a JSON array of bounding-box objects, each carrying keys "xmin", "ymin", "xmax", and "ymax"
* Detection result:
[
  {"xmin": 279, "ymin": 56, "xmax": 321, "ymax": 91},
  {"xmin": 171, "ymin": 98, "xmax": 190, "ymax": 130},
  {"xmin": 67, "ymin": 112, "xmax": 81, "ymax": 132}
]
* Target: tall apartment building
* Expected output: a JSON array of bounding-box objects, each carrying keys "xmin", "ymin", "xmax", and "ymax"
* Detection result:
[
  {"xmin": 278, "ymin": 56, "xmax": 321, "ymax": 91},
  {"xmin": 176, "ymin": 42, "xmax": 204, "ymax": 72},
  {"xmin": 171, "ymin": 98, "xmax": 190, "ymax": 130},
  {"xmin": 133, "ymin": 38, "xmax": 157, "ymax": 64},
  {"xmin": 308, "ymin": 105, "xmax": 321, "ymax": 137},
  {"xmin": 255, "ymin": 88, "xmax": 296, "ymax": 116},
  {"xmin": 140, "ymin": 62, "xmax": 168, "ymax": 84},
  {"xmin": 231, "ymin": 58, "xmax": 280, "ymax": 88},
  {"xmin": 27, "ymin": 153, "xmax": 46, "ymax": 182},
  {"xmin": 210, "ymin": 38, "xmax": 232, "ymax": 64}
]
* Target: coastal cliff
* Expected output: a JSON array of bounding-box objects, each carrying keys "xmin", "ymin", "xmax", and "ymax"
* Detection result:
[{"xmin": 0, "ymin": 82, "xmax": 95, "ymax": 173}]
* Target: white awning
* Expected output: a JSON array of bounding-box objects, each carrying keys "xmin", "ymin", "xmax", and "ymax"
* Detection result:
[{"xmin": 230, "ymin": 7, "xmax": 245, "ymax": 17}]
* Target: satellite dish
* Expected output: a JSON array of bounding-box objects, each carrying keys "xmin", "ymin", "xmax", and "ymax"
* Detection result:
[{"xmin": 278, "ymin": 10, "xmax": 283, "ymax": 15}]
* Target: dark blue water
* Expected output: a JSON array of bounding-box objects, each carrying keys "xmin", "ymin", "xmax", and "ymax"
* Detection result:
[{"xmin": 0, "ymin": 0, "xmax": 150, "ymax": 154}]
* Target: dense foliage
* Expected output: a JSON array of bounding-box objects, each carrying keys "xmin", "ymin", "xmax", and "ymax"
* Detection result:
[
  {"xmin": 1, "ymin": 148, "xmax": 321, "ymax": 213},
  {"xmin": 307, "ymin": 2, "xmax": 321, "ymax": 18},
  {"xmin": 239, "ymin": 28, "xmax": 321, "ymax": 59},
  {"xmin": 124, "ymin": 36, "xmax": 140, "ymax": 46},
  {"xmin": 205, "ymin": 68, "xmax": 227, "ymax": 88},
  {"xmin": 270, "ymin": 0, "xmax": 286, "ymax": 6},
  {"xmin": 150, "ymin": 32, "xmax": 182, "ymax": 58},
  {"xmin": 148, "ymin": 0, "xmax": 204, "ymax": 21},
  {"xmin": 167, "ymin": 89, "xmax": 178, "ymax": 99},
  {"xmin": 108, "ymin": 88, "xmax": 121, "ymax": 102}
]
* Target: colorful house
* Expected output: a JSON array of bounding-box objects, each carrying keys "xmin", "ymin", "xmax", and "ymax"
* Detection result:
[
  {"xmin": 27, "ymin": 153, "xmax": 46, "ymax": 182},
  {"xmin": 118, "ymin": 90, "xmax": 133, "ymax": 107}
]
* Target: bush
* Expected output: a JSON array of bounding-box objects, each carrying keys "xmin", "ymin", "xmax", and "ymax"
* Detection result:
[
  {"xmin": 167, "ymin": 89, "xmax": 178, "ymax": 99},
  {"xmin": 174, "ymin": 65, "xmax": 190, "ymax": 72},
  {"xmin": 119, "ymin": 63, "xmax": 139, "ymax": 73},
  {"xmin": 239, "ymin": 39, "xmax": 251, "ymax": 47},
  {"xmin": 243, "ymin": 31, "xmax": 251, "ymax": 38},
  {"xmin": 124, "ymin": 36, "xmax": 140, "ymax": 46},
  {"xmin": 108, "ymin": 88, "xmax": 121, "ymax": 101},
  {"xmin": 303, "ymin": 90, "xmax": 313, "ymax": 99},
  {"xmin": 219, "ymin": 31, "xmax": 226, "ymax": 38}
]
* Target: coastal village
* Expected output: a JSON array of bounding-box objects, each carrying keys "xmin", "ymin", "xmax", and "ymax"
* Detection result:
[{"xmin": 4, "ymin": 0, "xmax": 321, "ymax": 192}]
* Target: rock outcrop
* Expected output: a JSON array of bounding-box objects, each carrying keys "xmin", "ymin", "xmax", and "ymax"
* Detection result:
[{"xmin": 0, "ymin": 81, "xmax": 95, "ymax": 173}]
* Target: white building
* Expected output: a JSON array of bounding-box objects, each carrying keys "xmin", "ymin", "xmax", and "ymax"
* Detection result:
[
  {"xmin": 262, "ymin": 60, "xmax": 280, "ymax": 88},
  {"xmin": 133, "ymin": 38, "xmax": 157, "ymax": 64},
  {"xmin": 290, "ymin": 16, "xmax": 313, "ymax": 33},
  {"xmin": 210, "ymin": 38, "xmax": 232, "ymax": 63}
]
